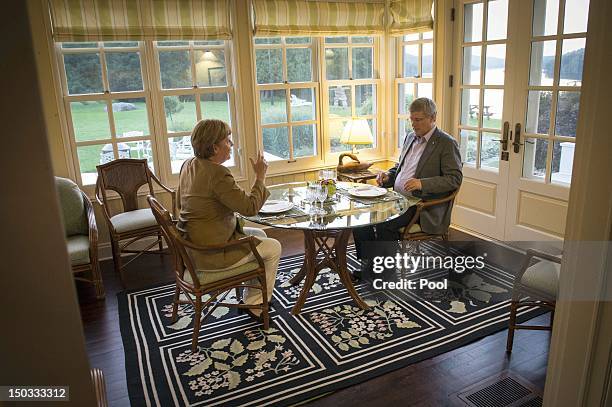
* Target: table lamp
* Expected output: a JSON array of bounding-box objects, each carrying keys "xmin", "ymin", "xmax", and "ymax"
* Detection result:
[{"xmin": 341, "ymin": 119, "xmax": 373, "ymax": 154}]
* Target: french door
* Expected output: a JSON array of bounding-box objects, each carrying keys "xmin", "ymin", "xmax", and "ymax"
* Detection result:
[{"xmin": 451, "ymin": 0, "xmax": 589, "ymax": 243}]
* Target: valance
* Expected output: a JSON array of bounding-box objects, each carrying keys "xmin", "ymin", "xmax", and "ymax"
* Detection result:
[
  {"xmin": 252, "ymin": 0, "xmax": 386, "ymax": 36},
  {"xmin": 388, "ymin": 0, "xmax": 434, "ymax": 35},
  {"xmin": 48, "ymin": 0, "xmax": 232, "ymax": 42}
]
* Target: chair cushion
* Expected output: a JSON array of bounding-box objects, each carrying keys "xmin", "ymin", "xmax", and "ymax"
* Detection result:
[
  {"xmin": 67, "ymin": 235, "xmax": 90, "ymax": 266},
  {"xmin": 521, "ymin": 260, "xmax": 560, "ymax": 297},
  {"xmin": 110, "ymin": 208, "xmax": 157, "ymax": 233},
  {"xmin": 55, "ymin": 177, "xmax": 88, "ymax": 237},
  {"xmin": 399, "ymin": 224, "xmax": 422, "ymax": 234},
  {"xmin": 184, "ymin": 261, "xmax": 261, "ymax": 286}
]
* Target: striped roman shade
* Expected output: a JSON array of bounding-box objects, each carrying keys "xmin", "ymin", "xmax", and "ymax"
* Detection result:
[
  {"xmin": 388, "ymin": 0, "xmax": 434, "ymax": 35},
  {"xmin": 48, "ymin": 0, "xmax": 232, "ymax": 41},
  {"xmin": 252, "ymin": 0, "xmax": 386, "ymax": 36}
]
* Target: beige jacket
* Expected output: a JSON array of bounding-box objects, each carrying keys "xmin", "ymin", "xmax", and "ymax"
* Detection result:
[{"xmin": 177, "ymin": 157, "xmax": 270, "ymax": 269}]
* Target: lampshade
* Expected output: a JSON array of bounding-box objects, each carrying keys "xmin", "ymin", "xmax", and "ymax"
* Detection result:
[{"xmin": 341, "ymin": 119, "xmax": 373, "ymax": 145}]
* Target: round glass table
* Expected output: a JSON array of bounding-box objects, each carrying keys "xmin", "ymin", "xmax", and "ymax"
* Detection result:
[{"xmin": 243, "ymin": 182, "xmax": 420, "ymax": 315}]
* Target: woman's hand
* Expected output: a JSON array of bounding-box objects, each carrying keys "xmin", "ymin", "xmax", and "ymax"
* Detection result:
[{"xmin": 250, "ymin": 152, "xmax": 268, "ymax": 182}]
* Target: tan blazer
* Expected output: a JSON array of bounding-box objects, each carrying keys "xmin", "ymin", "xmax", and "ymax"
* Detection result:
[{"xmin": 177, "ymin": 157, "xmax": 270, "ymax": 269}]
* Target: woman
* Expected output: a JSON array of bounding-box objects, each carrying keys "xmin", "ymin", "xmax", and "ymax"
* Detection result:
[{"xmin": 177, "ymin": 119, "xmax": 280, "ymax": 319}]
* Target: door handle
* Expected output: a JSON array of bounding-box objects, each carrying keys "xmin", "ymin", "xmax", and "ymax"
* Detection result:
[
  {"xmin": 513, "ymin": 123, "xmax": 524, "ymax": 153},
  {"xmin": 494, "ymin": 121, "xmax": 510, "ymax": 151}
]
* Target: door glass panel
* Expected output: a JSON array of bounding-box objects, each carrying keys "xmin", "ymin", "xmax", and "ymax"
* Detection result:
[
  {"xmin": 559, "ymin": 38, "xmax": 585, "ymax": 86},
  {"xmin": 522, "ymin": 137, "xmax": 548, "ymax": 180},
  {"xmin": 529, "ymin": 40, "xmax": 556, "ymax": 86},
  {"xmin": 526, "ymin": 90, "xmax": 552, "ymax": 134},
  {"xmin": 487, "ymin": 0, "xmax": 508, "ymax": 41},
  {"xmin": 461, "ymin": 89, "xmax": 481, "ymax": 127},
  {"xmin": 481, "ymin": 132, "xmax": 500, "ymax": 170},
  {"xmin": 532, "ymin": 0, "xmax": 559, "ymax": 36},
  {"xmin": 464, "ymin": 2, "xmax": 484, "ymax": 42},
  {"xmin": 555, "ymin": 91, "xmax": 580, "ymax": 137},
  {"xmin": 460, "ymin": 129, "xmax": 478, "ymax": 165},
  {"xmin": 551, "ymin": 140, "xmax": 574, "ymax": 184},
  {"xmin": 463, "ymin": 46, "xmax": 482, "ymax": 85},
  {"xmin": 483, "ymin": 89, "xmax": 503, "ymax": 129},
  {"xmin": 563, "ymin": 0, "xmax": 590, "ymax": 34},
  {"xmin": 485, "ymin": 44, "xmax": 506, "ymax": 85}
]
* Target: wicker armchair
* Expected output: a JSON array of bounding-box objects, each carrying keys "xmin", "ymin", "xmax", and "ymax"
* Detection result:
[
  {"xmin": 147, "ymin": 196, "xmax": 269, "ymax": 352},
  {"xmin": 506, "ymin": 248, "xmax": 561, "ymax": 352},
  {"xmin": 400, "ymin": 188, "xmax": 460, "ymax": 248},
  {"xmin": 55, "ymin": 177, "xmax": 104, "ymax": 299},
  {"xmin": 95, "ymin": 159, "xmax": 175, "ymax": 283}
]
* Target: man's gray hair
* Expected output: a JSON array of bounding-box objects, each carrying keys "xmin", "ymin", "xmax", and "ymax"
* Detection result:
[{"xmin": 409, "ymin": 97, "xmax": 437, "ymax": 117}]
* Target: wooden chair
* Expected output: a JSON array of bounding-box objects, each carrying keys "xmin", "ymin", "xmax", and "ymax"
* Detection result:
[
  {"xmin": 147, "ymin": 196, "xmax": 269, "ymax": 352},
  {"xmin": 55, "ymin": 177, "xmax": 105, "ymax": 299},
  {"xmin": 400, "ymin": 188, "xmax": 460, "ymax": 249},
  {"xmin": 95, "ymin": 159, "xmax": 175, "ymax": 283},
  {"xmin": 506, "ymin": 248, "xmax": 561, "ymax": 352}
]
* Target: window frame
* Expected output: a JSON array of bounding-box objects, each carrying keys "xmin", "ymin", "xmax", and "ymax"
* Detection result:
[
  {"xmin": 55, "ymin": 39, "xmax": 241, "ymax": 188},
  {"xmin": 321, "ymin": 35, "xmax": 382, "ymax": 164},
  {"xmin": 253, "ymin": 36, "xmax": 322, "ymax": 169},
  {"xmin": 394, "ymin": 31, "xmax": 435, "ymax": 158}
]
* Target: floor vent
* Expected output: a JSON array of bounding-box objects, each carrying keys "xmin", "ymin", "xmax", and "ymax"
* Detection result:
[{"xmin": 452, "ymin": 371, "xmax": 543, "ymax": 407}]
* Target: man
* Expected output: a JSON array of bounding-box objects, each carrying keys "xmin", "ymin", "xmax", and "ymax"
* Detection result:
[{"xmin": 353, "ymin": 97, "xmax": 462, "ymax": 276}]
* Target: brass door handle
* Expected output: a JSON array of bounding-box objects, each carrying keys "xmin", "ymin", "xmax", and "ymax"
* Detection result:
[
  {"xmin": 512, "ymin": 123, "xmax": 523, "ymax": 153},
  {"xmin": 495, "ymin": 122, "xmax": 510, "ymax": 151}
]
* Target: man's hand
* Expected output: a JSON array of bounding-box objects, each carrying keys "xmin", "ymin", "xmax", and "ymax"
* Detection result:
[
  {"xmin": 249, "ymin": 152, "xmax": 268, "ymax": 182},
  {"xmin": 376, "ymin": 172, "xmax": 390, "ymax": 187},
  {"xmin": 403, "ymin": 178, "xmax": 422, "ymax": 192}
]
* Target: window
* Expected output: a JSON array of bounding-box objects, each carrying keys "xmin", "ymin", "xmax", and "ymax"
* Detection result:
[
  {"xmin": 324, "ymin": 36, "xmax": 378, "ymax": 153},
  {"xmin": 59, "ymin": 41, "xmax": 153, "ymax": 185},
  {"xmin": 254, "ymin": 37, "xmax": 318, "ymax": 162},
  {"xmin": 396, "ymin": 31, "xmax": 434, "ymax": 149},
  {"xmin": 57, "ymin": 39, "xmax": 236, "ymax": 185},
  {"xmin": 156, "ymin": 40, "xmax": 235, "ymax": 173}
]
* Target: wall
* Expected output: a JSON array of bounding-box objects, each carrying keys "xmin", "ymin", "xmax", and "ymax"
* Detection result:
[{"xmin": 0, "ymin": 2, "xmax": 96, "ymax": 404}]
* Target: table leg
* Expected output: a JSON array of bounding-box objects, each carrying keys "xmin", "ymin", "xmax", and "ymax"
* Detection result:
[
  {"xmin": 291, "ymin": 229, "xmax": 369, "ymax": 315},
  {"xmin": 288, "ymin": 232, "xmax": 310, "ymax": 285}
]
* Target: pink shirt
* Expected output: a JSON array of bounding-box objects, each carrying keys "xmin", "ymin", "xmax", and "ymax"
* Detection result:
[{"xmin": 394, "ymin": 126, "xmax": 436, "ymax": 196}]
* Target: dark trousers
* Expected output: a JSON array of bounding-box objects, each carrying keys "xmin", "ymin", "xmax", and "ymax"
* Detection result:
[{"xmin": 353, "ymin": 206, "xmax": 417, "ymax": 260}]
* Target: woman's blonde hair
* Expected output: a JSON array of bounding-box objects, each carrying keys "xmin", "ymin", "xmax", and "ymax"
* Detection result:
[{"xmin": 191, "ymin": 119, "xmax": 231, "ymax": 159}]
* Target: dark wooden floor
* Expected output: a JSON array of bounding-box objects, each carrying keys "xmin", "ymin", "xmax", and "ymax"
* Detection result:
[{"xmin": 77, "ymin": 228, "xmax": 550, "ymax": 406}]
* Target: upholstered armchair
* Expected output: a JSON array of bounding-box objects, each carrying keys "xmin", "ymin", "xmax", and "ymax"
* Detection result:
[
  {"xmin": 506, "ymin": 248, "xmax": 561, "ymax": 352},
  {"xmin": 55, "ymin": 176, "xmax": 104, "ymax": 299},
  {"xmin": 95, "ymin": 159, "xmax": 175, "ymax": 284}
]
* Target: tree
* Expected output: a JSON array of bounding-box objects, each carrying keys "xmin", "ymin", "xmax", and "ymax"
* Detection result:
[{"xmin": 164, "ymin": 96, "xmax": 184, "ymax": 122}]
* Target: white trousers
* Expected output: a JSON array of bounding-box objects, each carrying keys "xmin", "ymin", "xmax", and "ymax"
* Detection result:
[{"xmin": 229, "ymin": 227, "xmax": 281, "ymax": 307}]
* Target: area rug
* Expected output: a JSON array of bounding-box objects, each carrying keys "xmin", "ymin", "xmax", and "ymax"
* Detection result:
[{"xmin": 119, "ymin": 243, "xmax": 542, "ymax": 406}]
